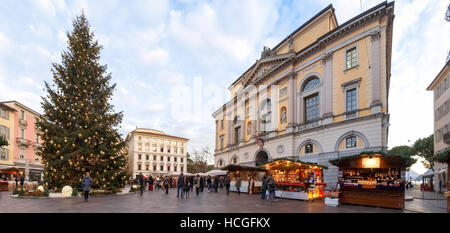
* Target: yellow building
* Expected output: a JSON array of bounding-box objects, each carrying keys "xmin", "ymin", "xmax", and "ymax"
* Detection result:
[
  {"xmin": 125, "ymin": 128, "xmax": 189, "ymax": 179},
  {"xmin": 212, "ymin": 2, "xmax": 394, "ymax": 187},
  {"xmin": 426, "ymin": 60, "xmax": 450, "ymax": 192},
  {"xmin": 0, "ymin": 103, "xmax": 17, "ymax": 167}
]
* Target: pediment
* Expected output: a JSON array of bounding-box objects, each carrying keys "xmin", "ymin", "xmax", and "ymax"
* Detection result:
[{"xmin": 243, "ymin": 53, "xmax": 291, "ymax": 87}]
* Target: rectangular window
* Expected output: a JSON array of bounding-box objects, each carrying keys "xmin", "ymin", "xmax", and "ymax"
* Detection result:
[
  {"xmin": 305, "ymin": 94, "xmax": 319, "ymax": 121},
  {"xmin": 174, "ymin": 166, "xmax": 177, "ymax": 172},
  {"xmin": 346, "ymin": 88, "xmax": 357, "ymax": 112},
  {"xmin": 153, "ymin": 155, "xmax": 156, "ymax": 160},
  {"xmin": 168, "ymin": 147, "xmax": 171, "ymax": 153},
  {"xmin": 220, "ymin": 135, "xmax": 224, "ymax": 149},
  {"xmin": 160, "ymin": 156, "xmax": 163, "ymax": 161},
  {"xmin": 346, "ymin": 136, "xmax": 357, "ymax": 148},
  {"xmin": 167, "ymin": 156, "xmax": 170, "ymax": 162},
  {"xmin": 138, "ymin": 154, "xmax": 141, "ymax": 160},
  {"xmin": 167, "ymin": 166, "xmax": 170, "ymax": 172},
  {"xmin": 153, "ymin": 165, "xmax": 157, "ymax": 171},
  {"xmin": 20, "ymin": 110, "xmax": 24, "ymax": 120},
  {"xmin": 137, "ymin": 164, "xmax": 141, "ymax": 171},
  {"xmin": 234, "ymin": 126, "xmax": 241, "ymax": 144},
  {"xmin": 181, "ymin": 158, "xmax": 184, "ymax": 163},
  {"xmin": 221, "ymin": 120, "xmax": 224, "ymax": 129},
  {"xmin": 145, "ymin": 164, "xmax": 149, "ymax": 171},
  {"xmin": 20, "ymin": 148, "xmax": 25, "ymax": 159},
  {"xmin": 160, "ymin": 165, "xmax": 163, "ymax": 171},
  {"xmin": 174, "ymin": 157, "xmax": 177, "ymax": 162},
  {"xmin": 346, "ymin": 47, "xmax": 358, "ymax": 69},
  {"xmin": 0, "ymin": 108, "xmax": 8, "ymax": 120},
  {"xmin": 0, "ymin": 125, "xmax": 10, "ymax": 139},
  {"xmin": 160, "ymin": 147, "xmax": 164, "ymax": 152},
  {"xmin": 0, "ymin": 148, "xmax": 8, "ymax": 160},
  {"xmin": 146, "ymin": 155, "xmax": 149, "ymax": 160}
]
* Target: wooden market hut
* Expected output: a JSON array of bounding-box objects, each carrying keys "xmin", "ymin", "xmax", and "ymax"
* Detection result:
[
  {"xmin": 221, "ymin": 164, "xmax": 267, "ymax": 194},
  {"xmin": 329, "ymin": 151, "xmax": 416, "ymax": 209}
]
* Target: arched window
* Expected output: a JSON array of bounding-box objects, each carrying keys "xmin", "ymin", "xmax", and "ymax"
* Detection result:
[
  {"xmin": 305, "ymin": 143, "xmax": 313, "ymax": 154},
  {"xmin": 260, "ymin": 99, "xmax": 271, "ymax": 132},
  {"xmin": 302, "ymin": 77, "xmax": 320, "ymax": 91},
  {"xmin": 280, "ymin": 107, "xmax": 287, "ymax": 124}
]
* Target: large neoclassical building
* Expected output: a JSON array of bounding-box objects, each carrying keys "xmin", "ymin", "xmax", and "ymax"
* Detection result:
[
  {"xmin": 126, "ymin": 128, "xmax": 188, "ymax": 179},
  {"xmin": 212, "ymin": 2, "xmax": 394, "ymax": 188}
]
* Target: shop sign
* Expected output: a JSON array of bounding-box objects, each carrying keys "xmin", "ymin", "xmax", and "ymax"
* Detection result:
[{"xmin": 362, "ymin": 157, "xmax": 380, "ymax": 168}]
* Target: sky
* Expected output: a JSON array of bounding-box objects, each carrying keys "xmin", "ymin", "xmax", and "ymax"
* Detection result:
[{"xmin": 0, "ymin": 0, "xmax": 449, "ymax": 173}]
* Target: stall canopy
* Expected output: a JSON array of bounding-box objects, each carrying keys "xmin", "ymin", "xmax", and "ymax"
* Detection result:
[
  {"xmin": 206, "ymin": 169, "xmax": 228, "ymax": 176},
  {"xmin": 329, "ymin": 151, "xmax": 416, "ymax": 168},
  {"xmin": 260, "ymin": 158, "xmax": 328, "ymax": 170},
  {"xmin": 221, "ymin": 164, "xmax": 267, "ymax": 172}
]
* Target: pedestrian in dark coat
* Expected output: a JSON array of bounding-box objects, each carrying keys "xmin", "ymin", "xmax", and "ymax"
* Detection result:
[
  {"xmin": 236, "ymin": 175, "xmax": 242, "ymax": 195},
  {"xmin": 267, "ymin": 175, "xmax": 277, "ymax": 201},
  {"xmin": 200, "ymin": 176, "xmax": 205, "ymax": 192},
  {"xmin": 261, "ymin": 175, "xmax": 267, "ymax": 199},
  {"xmin": 164, "ymin": 176, "xmax": 169, "ymax": 194},
  {"xmin": 19, "ymin": 175, "xmax": 25, "ymax": 189},
  {"xmin": 177, "ymin": 173, "xmax": 184, "ymax": 198},
  {"xmin": 224, "ymin": 174, "xmax": 231, "ymax": 195},
  {"xmin": 213, "ymin": 176, "xmax": 219, "ymax": 192},
  {"xmin": 81, "ymin": 172, "xmax": 93, "ymax": 202},
  {"xmin": 207, "ymin": 175, "xmax": 212, "ymax": 192},
  {"xmin": 194, "ymin": 175, "xmax": 200, "ymax": 196},
  {"xmin": 138, "ymin": 173, "xmax": 144, "ymax": 195},
  {"xmin": 184, "ymin": 176, "xmax": 190, "ymax": 199}
]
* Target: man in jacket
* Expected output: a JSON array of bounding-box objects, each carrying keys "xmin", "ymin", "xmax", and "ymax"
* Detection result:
[
  {"xmin": 207, "ymin": 175, "xmax": 212, "ymax": 192},
  {"xmin": 213, "ymin": 176, "xmax": 219, "ymax": 192},
  {"xmin": 200, "ymin": 176, "xmax": 205, "ymax": 192},
  {"xmin": 177, "ymin": 172, "xmax": 184, "ymax": 198},
  {"xmin": 236, "ymin": 175, "xmax": 241, "ymax": 195},
  {"xmin": 267, "ymin": 175, "xmax": 277, "ymax": 201},
  {"xmin": 81, "ymin": 172, "xmax": 93, "ymax": 202},
  {"xmin": 261, "ymin": 175, "xmax": 267, "ymax": 200},
  {"xmin": 138, "ymin": 173, "xmax": 144, "ymax": 195},
  {"xmin": 224, "ymin": 174, "xmax": 231, "ymax": 195}
]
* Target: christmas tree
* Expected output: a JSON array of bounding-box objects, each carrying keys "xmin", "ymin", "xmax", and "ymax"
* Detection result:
[{"xmin": 36, "ymin": 13, "xmax": 130, "ymax": 192}]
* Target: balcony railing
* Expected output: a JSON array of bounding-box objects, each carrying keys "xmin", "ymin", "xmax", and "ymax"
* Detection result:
[
  {"xmin": 297, "ymin": 119, "xmax": 321, "ymax": 131},
  {"xmin": 345, "ymin": 110, "xmax": 358, "ymax": 120},
  {"xmin": 16, "ymin": 137, "xmax": 31, "ymax": 147},
  {"xmin": 19, "ymin": 119, "xmax": 27, "ymax": 127},
  {"xmin": 33, "ymin": 142, "xmax": 41, "ymax": 149}
]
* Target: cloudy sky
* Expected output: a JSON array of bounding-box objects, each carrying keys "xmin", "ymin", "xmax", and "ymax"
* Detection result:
[{"xmin": 0, "ymin": 0, "xmax": 449, "ymax": 171}]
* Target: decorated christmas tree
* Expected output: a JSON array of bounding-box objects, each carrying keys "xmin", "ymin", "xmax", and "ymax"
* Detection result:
[{"xmin": 36, "ymin": 13, "xmax": 129, "ymax": 192}]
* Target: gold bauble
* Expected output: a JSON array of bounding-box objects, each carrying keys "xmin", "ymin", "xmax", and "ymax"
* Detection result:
[{"xmin": 60, "ymin": 156, "xmax": 63, "ymax": 160}]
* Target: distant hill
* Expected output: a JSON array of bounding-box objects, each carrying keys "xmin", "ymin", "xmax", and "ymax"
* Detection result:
[{"xmin": 407, "ymin": 170, "xmax": 420, "ymax": 180}]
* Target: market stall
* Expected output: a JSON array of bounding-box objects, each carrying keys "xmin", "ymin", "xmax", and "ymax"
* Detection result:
[
  {"xmin": 0, "ymin": 167, "xmax": 20, "ymax": 191},
  {"xmin": 261, "ymin": 159, "xmax": 327, "ymax": 200},
  {"xmin": 329, "ymin": 152, "xmax": 415, "ymax": 209},
  {"xmin": 221, "ymin": 164, "xmax": 267, "ymax": 194}
]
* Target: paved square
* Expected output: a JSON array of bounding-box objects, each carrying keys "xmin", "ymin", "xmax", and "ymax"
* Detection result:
[{"xmin": 0, "ymin": 188, "xmax": 420, "ymax": 213}]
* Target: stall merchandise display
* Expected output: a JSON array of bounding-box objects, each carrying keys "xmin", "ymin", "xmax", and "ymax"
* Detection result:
[
  {"xmin": 222, "ymin": 164, "xmax": 267, "ymax": 194},
  {"xmin": 262, "ymin": 159, "xmax": 326, "ymax": 200}
]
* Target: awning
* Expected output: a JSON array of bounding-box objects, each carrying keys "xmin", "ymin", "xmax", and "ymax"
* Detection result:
[{"xmin": 206, "ymin": 169, "xmax": 228, "ymax": 176}]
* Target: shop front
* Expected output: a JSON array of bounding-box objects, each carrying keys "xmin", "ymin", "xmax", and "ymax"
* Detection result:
[
  {"xmin": 330, "ymin": 152, "xmax": 415, "ymax": 209},
  {"xmin": 221, "ymin": 164, "xmax": 267, "ymax": 194},
  {"xmin": 435, "ymin": 150, "xmax": 450, "ymax": 213},
  {"xmin": 261, "ymin": 159, "xmax": 327, "ymax": 200}
]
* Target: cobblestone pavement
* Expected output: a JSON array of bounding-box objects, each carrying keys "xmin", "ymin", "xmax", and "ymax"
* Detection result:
[
  {"xmin": 406, "ymin": 185, "xmax": 446, "ymax": 200},
  {"xmin": 0, "ymin": 188, "xmax": 442, "ymax": 213}
]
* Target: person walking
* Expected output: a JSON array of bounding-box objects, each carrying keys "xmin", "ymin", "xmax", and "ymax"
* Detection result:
[
  {"xmin": 236, "ymin": 175, "xmax": 241, "ymax": 195},
  {"xmin": 267, "ymin": 175, "xmax": 277, "ymax": 201},
  {"xmin": 224, "ymin": 174, "xmax": 230, "ymax": 195},
  {"xmin": 213, "ymin": 176, "xmax": 219, "ymax": 192},
  {"xmin": 220, "ymin": 176, "xmax": 224, "ymax": 189},
  {"xmin": 81, "ymin": 172, "xmax": 93, "ymax": 202},
  {"xmin": 177, "ymin": 172, "xmax": 185, "ymax": 198},
  {"xmin": 184, "ymin": 176, "xmax": 190, "ymax": 199},
  {"xmin": 200, "ymin": 176, "xmax": 205, "ymax": 192},
  {"xmin": 207, "ymin": 175, "xmax": 212, "ymax": 192},
  {"xmin": 169, "ymin": 176, "xmax": 173, "ymax": 189},
  {"xmin": 164, "ymin": 176, "xmax": 169, "ymax": 194},
  {"xmin": 194, "ymin": 174, "xmax": 200, "ymax": 196},
  {"xmin": 15, "ymin": 174, "xmax": 18, "ymax": 189},
  {"xmin": 138, "ymin": 173, "xmax": 144, "ymax": 196},
  {"xmin": 149, "ymin": 175, "xmax": 154, "ymax": 191},
  {"xmin": 261, "ymin": 175, "xmax": 267, "ymax": 200},
  {"xmin": 19, "ymin": 175, "xmax": 25, "ymax": 190},
  {"xmin": 439, "ymin": 179, "xmax": 442, "ymax": 193}
]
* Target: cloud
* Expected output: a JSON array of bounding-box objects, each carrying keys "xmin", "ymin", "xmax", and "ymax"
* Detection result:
[{"xmin": 140, "ymin": 48, "xmax": 170, "ymax": 66}]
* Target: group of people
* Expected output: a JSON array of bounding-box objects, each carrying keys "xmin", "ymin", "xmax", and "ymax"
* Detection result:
[{"xmin": 260, "ymin": 174, "xmax": 277, "ymax": 201}]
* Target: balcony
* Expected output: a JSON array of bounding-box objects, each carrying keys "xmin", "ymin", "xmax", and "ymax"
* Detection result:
[
  {"xmin": 16, "ymin": 137, "xmax": 31, "ymax": 147},
  {"xmin": 19, "ymin": 119, "xmax": 27, "ymax": 127},
  {"xmin": 33, "ymin": 142, "xmax": 41, "ymax": 149},
  {"xmin": 345, "ymin": 110, "xmax": 358, "ymax": 120},
  {"xmin": 297, "ymin": 119, "xmax": 321, "ymax": 131}
]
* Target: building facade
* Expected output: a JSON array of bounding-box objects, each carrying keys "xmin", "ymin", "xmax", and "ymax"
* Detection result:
[
  {"xmin": 212, "ymin": 2, "xmax": 394, "ymax": 188},
  {"xmin": 426, "ymin": 60, "xmax": 450, "ymax": 192},
  {"xmin": 0, "ymin": 101, "xmax": 43, "ymax": 181},
  {"xmin": 126, "ymin": 128, "xmax": 188, "ymax": 179}
]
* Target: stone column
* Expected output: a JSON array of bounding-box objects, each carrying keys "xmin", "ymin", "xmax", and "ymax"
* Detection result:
[
  {"xmin": 322, "ymin": 52, "xmax": 333, "ymax": 124},
  {"xmin": 370, "ymin": 30, "xmax": 382, "ymax": 113},
  {"xmin": 287, "ymin": 71, "xmax": 297, "ymax": 133}
]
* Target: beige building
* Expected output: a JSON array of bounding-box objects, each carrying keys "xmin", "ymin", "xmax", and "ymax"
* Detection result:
[
  {"xmin": 212, "ymin": 2, "xmax": 394, "ymax": 188},
  {"xmin": 125, "ymin": 128, "xmax": 188, "ymax": 179},
  {"xmin": 426, "ymin": 60, "xmax": 450, "ymax": 192}
]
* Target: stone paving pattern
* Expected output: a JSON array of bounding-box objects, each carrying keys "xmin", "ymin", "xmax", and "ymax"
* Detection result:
[{"xmin": 0, "ymin": 187, "xmax": 446, "ymax": 213}]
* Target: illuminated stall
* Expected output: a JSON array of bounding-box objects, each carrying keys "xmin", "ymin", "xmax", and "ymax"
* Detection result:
[
  {"xmin": 221, "ymin": 164, "xmax": 267, "ymax": 194},
  {"xmin": 329, "ymin": 152, "xmax": 415, "ymax": 209},
  {"xmin": 261, "ymin": 159, "xmax": 327, "ymax": 200}
]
